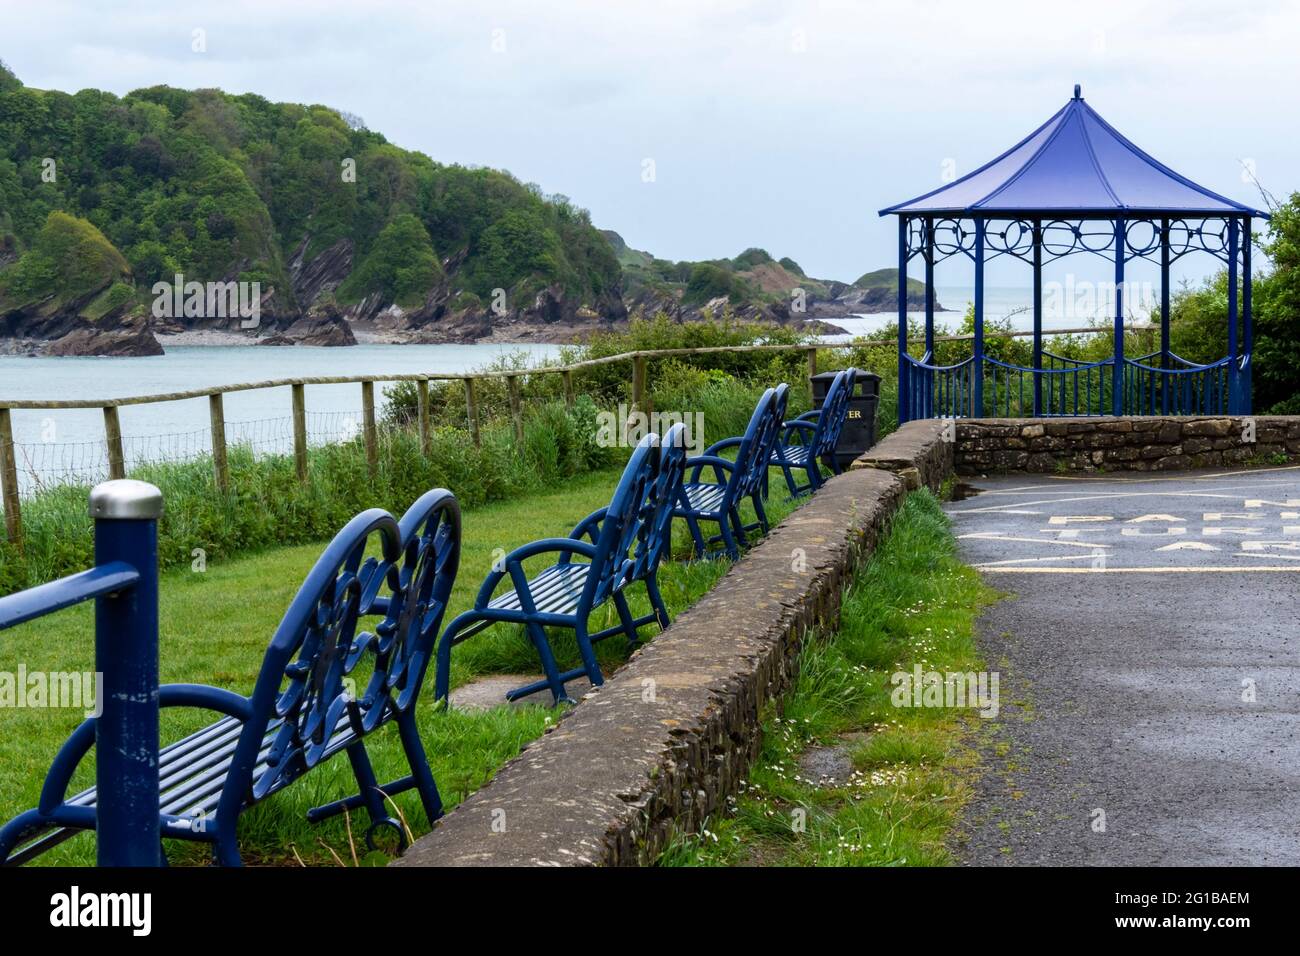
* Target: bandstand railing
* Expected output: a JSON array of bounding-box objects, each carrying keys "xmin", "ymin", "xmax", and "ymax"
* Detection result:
[
  {"xmin": 900, "ymin": 351, "xmax": 975, "ymax": 419},
  {"xmin": 900, "ymin": 349, "xmax": 1242, "ymax": 421},
  {"xmin": 1122, "ymin": 354, "xmax": 1234, "ymax": 416}
]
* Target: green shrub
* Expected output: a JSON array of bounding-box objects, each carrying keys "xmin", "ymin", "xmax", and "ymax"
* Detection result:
[
  {"xmin": 337, "ymin": 213, "xmax": 442, "ymax": 307},
  {"xmin": 0, "ymin": 211, "xmax": 130, "ymax": 310}
]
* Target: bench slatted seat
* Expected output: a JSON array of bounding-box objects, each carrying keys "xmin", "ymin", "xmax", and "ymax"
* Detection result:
[
  {"xmin": 0, "ymin": 489, "xmax": 461, "ymax": 867},
  {"xmin": 770, "ymin": 367, "xmax": 859, "ymax": 498},
  {"xmin": 435, "ymin": 424, "xmax": 688, "ymax": 706},
  {"xmin": 675, "ymin": 383, "xmax": 789, "ymax": 560}
]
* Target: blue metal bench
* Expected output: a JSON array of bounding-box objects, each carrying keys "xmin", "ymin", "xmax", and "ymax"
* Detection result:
[
  {"xmin": 674, "ymin": 384, "xmax": 788, "ymax": 560},
  {"xmin": 0, "ymin": 487, "xmax": 461, "ymax": 867},
  {"xmin": 770, "ymin": 367, "xmax": 859, "ymax": 498},
  {"xmin": 434, "ymin": 424, "xmax": 688, "ymax": 707}
]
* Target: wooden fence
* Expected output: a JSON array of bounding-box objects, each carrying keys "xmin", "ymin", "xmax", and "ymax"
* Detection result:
[{"xmin": 0, "ymin": 323, "xmax": 1151, "ymax": 548}]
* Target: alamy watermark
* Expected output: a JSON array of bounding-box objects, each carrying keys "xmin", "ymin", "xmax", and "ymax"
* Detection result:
[
  {"xmin": 1043, "ymin": 278, "xmax": 1157, "ymax": 322},
  {"xmin": 596, "ymin": 406, "xmax": 705, "ymax": 455},
  {"xmin": 152, "ymin": 274, "xmax": 260, "ymax": 329},
  {"xmin": 890, "ymin": 664, "xmax": 999, "ymax": 718},
  {"xmin": 0, "ymin": 667, "xmax": 102, "ymax": 717}
]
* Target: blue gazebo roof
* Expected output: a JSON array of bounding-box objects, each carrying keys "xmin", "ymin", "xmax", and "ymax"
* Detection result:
[{"xmin": 880, "ymin": 86, "xmax": 1268, "ymax": 219}]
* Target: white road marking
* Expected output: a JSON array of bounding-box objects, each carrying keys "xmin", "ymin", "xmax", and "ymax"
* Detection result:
[
  {"xmin": 974, "ymin": 553, "xmax": 1109, "ymax": 568},
  {"xmin": 957, "ymin": 533, "xmax": 1112, "ymax": 550}
]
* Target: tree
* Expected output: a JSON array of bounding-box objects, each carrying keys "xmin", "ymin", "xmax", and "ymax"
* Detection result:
[
  {"xmin": 1255, "ymin": 197, "xmax": 1300, "ymax": 412},
  {"xmin": 337, "ymin": 213, "xmax": 441, "ymax": 307},
  {"xmin": 0, "ymin": 211, "xmax": 130, "ymax": 309},
  {"xmin": 0, "ymin": 59, "xmax": 20, "ymax": 93}
]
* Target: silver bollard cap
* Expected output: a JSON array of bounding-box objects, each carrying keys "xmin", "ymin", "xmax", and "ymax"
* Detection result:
[{"xmin": 88, "ymin": 479, "xmax": 164, "ymax": 520}]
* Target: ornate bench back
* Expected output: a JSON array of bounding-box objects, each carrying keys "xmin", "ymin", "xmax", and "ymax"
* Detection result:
[
  {"xmin": 729, "ymin": 387, "xmax": 778, "ymax": 499},
  {"xmin": 813, "ymin": 368, "xmax": 858, "ymax": 459},
  {"xmin": 234, "ymin": 493, "xmax": 459, "ymax": 804},
  {"xmin": 740, "ymin": 382, "xmax": 788, "ymax": 497},
  {"xmin": 630, "ymin": 422, "xmax": 689, "ymax": 581},
  {"xmin": 586, "ymin": 434, "xmax": 658, "ymax": 608}
]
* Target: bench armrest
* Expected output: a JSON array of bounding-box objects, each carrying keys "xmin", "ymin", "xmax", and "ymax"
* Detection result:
[
  {"xmin": 703, "ymin": 436, "xmax": 743, "ymax": 457},
  {"xmin": 473, "ymin": 537, "xmax": 600, "ymax": 610},
  {"xmin": 685, "ymin": 454, "xmax": 735, "ymax": 484},
  {"xmin": 33, "ymin": 684, "xmax": 252, "ymax": 816},
  {"xmin": 568, "ymin": 507, "xmax": 608, "ymax": 545},
  {"xmin": 159, "ymin": 683, "xmax": 254, "ymax": 721},
  {"xmin": 779, "ymin": 419, "xmax": 818, "ymax": 446}
]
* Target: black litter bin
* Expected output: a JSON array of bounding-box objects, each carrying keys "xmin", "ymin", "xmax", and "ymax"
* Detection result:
[{"xmin": 809, "ymin": 370, "xmax": 882, "ymax": 472}]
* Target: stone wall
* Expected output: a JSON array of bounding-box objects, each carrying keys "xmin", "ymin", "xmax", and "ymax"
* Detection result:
[
  {"xmin": 394, "ymin": 420, "xmax": 951, "ymax": 867},
  {"xmin": 956, "ymin": 416, "xmax": 1300, "ymax": 475},
  {"xmin": 853, "ymin": 418, "xmax": 955, "ymax": 490}
]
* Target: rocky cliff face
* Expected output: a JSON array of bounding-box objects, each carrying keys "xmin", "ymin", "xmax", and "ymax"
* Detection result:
[
  {"xmin": 1, "ymin": 219, "xmax": 924, "ymax": 354},
  {"xmin": 275, "ymin": 232, "xmax": 630, "ymax": 345}
]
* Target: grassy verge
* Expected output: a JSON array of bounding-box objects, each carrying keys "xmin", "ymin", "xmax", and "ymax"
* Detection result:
[
  {"xmin": 658, "ymin": 489, "xmax": 996, "ymax": 867},
  {"xmin": 0, "ymin": 466, "xmax": 801, "ymax": 866}
]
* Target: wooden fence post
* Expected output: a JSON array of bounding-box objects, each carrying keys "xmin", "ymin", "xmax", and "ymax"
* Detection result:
[
  {"xmin": 632, "ymin": 354, "xmax": 647, "ymax": 413},
  {"xmin": 806, "ymin": 347, "xmax": 818, "ymax": 400},
  {"xmin": 209, "ymin": 393, "xmax": 229, "ymax": 492},
  {"xmin": 562, "ymin": 370, "xmax": 575, "ymax": 409},
  {"xmin": 417, "ymin": 379, "xmax": 432, "ymax": 456},
  {"xmin": 0, "ymin": 408, "xmax": 22, "ymax": 548},
  {"xmin": 506, "ymin": 375, "xmax": 523, "ymax": 444},
  {"xmin": 291, "ymin": 384, "xmax": 308, "ymax": 482},
  {"xmin": 361, "ymin": 381, "xmax": 378, "ymax": 476},
  {"xmin": 463, "ymin": 378, "xmax": 481, "ymax": 447},
  {"xmin": 103, "ymin": 406, "xmax": 125, "ymax": 481}
]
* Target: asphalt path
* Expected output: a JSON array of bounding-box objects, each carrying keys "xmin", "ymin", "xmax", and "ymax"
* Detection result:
[{"xmin": 946, "ymin": 466, "xmax": 1300, "ymax": 865}]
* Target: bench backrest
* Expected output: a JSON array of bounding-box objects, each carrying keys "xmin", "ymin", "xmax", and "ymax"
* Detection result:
[
  {"xmin": 723, "ymin": 387, "xmax": 777, "ymax": 499},
  {"xmin": 812, "ymin": 368, "xmax": 858, "ymax": 459},
  {"xmin": 584, "ymin": 434, "xmax": 659, "ymax": 609},
  {"xmin": 230, "ymin": 491, "xmax": 460, "ymax": 807},
  {"xmin": 740, "ymin": 382, "xmax": 788, "ymax": 497},
  {"xmin": 629, "ymin": 422, "xmax": 689, "ymax": 581}
]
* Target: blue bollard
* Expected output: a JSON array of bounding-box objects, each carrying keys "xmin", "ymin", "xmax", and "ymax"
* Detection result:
[{"xmin": 89, "ymin": 479, "xmax": 163, "ymax": 867}]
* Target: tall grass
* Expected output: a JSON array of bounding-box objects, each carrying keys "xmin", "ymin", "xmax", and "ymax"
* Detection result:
[
  {"xmin": 0, "ymin": 403, "xmax": 617, "ymax": 593},
  {"xmin": 659, "ymin": 490, "xmax": 996, "ymax": 867}
]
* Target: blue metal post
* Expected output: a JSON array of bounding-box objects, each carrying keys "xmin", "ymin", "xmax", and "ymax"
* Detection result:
[
  {"xmin": 1032, "ymin": 220, "xmax": 1043, "ymax": 416},
  {"xmin": 897, "ymin": 216, "xmax": 909, "ymax": 424},
  {"xmin": 1242, "ymin": 216, "xmax": 1253, "ymax": 413},
  {"xmin": 924, "ymin": 216, "xmax": 935, "ymax": 419},
  {"xmin": 1160, "ymin": 218, "xmax": 1171, "ymax": 414},
  {"xmin": 91, "ymin": 480, "xmax": 163, "ymax": 867},
  {"xmin": 973, "ymin": 218, "xmax": 985, "ymax": 417},
  {"xmin": 1112, "ymin": 218, "xmax": 1125, "ymax": 416},
  {"xmin": 1227, "ymin": 217, "xmax": 1240, "ymax": 414}
]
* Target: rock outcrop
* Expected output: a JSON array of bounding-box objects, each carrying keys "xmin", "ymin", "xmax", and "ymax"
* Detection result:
[
  {"xmin": 44, "ymin": 309, "xmax": 164, "ymax": 357},
  {"xmin": 281, "ymin": 302, "xmax": 357, "ymax": 346}
]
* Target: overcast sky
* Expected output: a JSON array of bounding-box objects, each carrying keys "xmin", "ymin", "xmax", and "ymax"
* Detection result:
[{"xmin": 3, "ymin": 0, "xmax": 1294, "ymax": 284}]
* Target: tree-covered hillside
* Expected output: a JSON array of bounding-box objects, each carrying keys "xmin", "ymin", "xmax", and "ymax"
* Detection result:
[
  {"xmin": 0, "ymin": 61, "xmax": 622, "ymax": 331},
  {"xmin": 604, "ymin": 235, "xmax": 935, "ymax": 320}
]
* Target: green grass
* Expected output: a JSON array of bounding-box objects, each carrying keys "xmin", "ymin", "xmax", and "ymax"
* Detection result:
[
  {"xmin": 0, "ymin": 465, "xmax": 801, "ymax": 866},
  {"xmin": 658, "ymin": 490, "xmax": 996, "ymax": 867}
]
